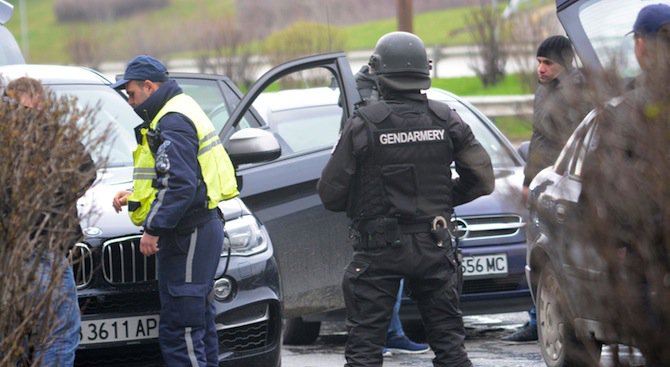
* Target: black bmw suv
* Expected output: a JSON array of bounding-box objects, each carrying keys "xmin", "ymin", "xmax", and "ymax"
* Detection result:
[{"xmin": 0, "ymin": 62, "xmax": 284, "ymax": 366}]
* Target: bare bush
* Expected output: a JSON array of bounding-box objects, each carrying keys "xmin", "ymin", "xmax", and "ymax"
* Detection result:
[
  {"xmin": 235, "ymin": 0, "xmax": 473, "ymax": 40},
  {"xmin": 0, "ymin": 89, "xmax": 104, "ymax": 365},
  {"xmin": 550, "ymin": 30, "xmax": 670, "ymax": 366},
  {"xmin": 262, "ymin": 21, "xmax": 346, "ymax": 89},
  {"xmin": 264, "ymin": 21, "xmax": 345, "ymax": 66},
  {"xmin": 66, "ymin": 35, "xmax": 105, "ymax": 69},
  {"xmin": 505, "ymin": 2, "xmax": 562, "ymax": 91},
  {"xmin": 465, "ymin": 1, "xmax": 508, "ymax": 87},
  {"xmin": 121, "ymin": 15, "xmax": 193, "ymax": 64},
  {"xmin": 54, "ymin": 0, "xmax": 168, "ymax": 22},
  {"xmin": 192, "ymin": 14, "xmax": 262, "ymax": 89}
]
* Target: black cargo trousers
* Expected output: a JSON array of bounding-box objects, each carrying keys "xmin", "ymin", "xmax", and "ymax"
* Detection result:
[{"xmin": 342, "ymin": 231, "xmax": 472, "ymax": 367}]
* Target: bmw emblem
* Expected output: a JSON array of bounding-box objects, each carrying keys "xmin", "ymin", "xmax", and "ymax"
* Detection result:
[{"xmin": 83, "ymin": 227, "xmax": 103, "ymax": 237}]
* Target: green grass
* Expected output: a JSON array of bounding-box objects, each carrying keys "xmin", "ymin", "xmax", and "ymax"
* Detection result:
[
  {"xmin": 5, "ymin": 0, "xmax": 533, "ymax": 140},
  {"xmin": 493, "ymin": 116, "xmax": 532, "ymax": 142},
  {"xmin": 6, "ymin": 0, "xmax": 235, "ymax": 63},
  {"xmin": 8, "ymin": 1, "xmax": 488, "ymax": 63},
  {"xmin": 432, "ymin": 74, "xmax": 533, "ymax": 140},
  {"xmin": 432, "ymin": 74, "xmax": 531, "ymax": 96},
  {"xmin": 9, "ymin": 0, "xmax": 62, "ymax": 62},
  {"xmin": 343, "ymin": 6, "xmax": 475, "ymax": 50}
]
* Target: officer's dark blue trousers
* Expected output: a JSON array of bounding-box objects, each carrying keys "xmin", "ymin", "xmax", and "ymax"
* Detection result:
[
  {"xmin": 342, "ymin": 232, "xmax": 472, "ymax": 367},
  {"xmin": 157, "ymin": 215, "xmax": 223, "ymax": 367}
]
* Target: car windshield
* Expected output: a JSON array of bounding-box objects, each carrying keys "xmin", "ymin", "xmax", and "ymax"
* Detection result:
[
  {"xmin": 576, "ymin": 0, "xmax": 670, "ymax": 78},
  {"xmin": 256, "ymin": 87, "xmax": 518, "ymax": 168},
  {"xmin": 50, "ymin": 84, "xmax": 140, "ymax": 168},
  {"xmin": 446, "ymin": 100, "xmax": 518, "ymax": 168},
  {"xmin": 427, "ymin": 90, "xmax": 519, "ymax": 168}
]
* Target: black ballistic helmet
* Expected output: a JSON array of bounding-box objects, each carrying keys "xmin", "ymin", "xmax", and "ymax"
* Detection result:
[{"xmin": 368, "ymin": 31, "xmax": 431, "ymax": 91}]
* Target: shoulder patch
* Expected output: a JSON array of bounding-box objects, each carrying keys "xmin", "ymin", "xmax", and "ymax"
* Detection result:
[
  {"xmin": 155, "ymin": 140, "xmax": 172, "ymax": 173},
  {"xmin": 427, "ymin": 100, "xmax": 452, "ymax": 121},
  {"xmin": 356, "ymin": 101, "xmax": 391, "ymax": 124}
]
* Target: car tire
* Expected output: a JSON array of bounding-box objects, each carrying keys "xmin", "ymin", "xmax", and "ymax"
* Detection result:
[
  {"xmin": 282, "ymin": 317, "xmax": 321, "ymax": 345},
  {"xmin": 536, "ymin": 266, "xmax": 601, "ymax": 367}
]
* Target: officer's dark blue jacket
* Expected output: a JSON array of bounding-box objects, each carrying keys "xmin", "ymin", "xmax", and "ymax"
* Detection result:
[{"xmin": 133, "ymin": 79, "xmax": 211, "ymax": 236}]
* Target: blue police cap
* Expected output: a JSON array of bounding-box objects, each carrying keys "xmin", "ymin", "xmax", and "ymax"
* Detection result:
[
  {"xmin": 630, "ymin": 3, "xmax": 670, "ymax": 37},
  {"xmin": 111, "ymin": 55, "xmax": 168, "ymax": 90}
]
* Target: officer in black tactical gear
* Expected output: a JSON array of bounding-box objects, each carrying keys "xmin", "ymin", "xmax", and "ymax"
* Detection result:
[{"xmin": 317, "ymin": 32, "xmax": 494, "ymax": 367}]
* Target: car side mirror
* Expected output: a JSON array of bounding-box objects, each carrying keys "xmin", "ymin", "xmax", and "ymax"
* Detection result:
[
  {"xmin": 517, "ymin": 141, "xmax": 530, "ymax": 162},
  {"xmin": 226, "ymin": 128, "xmax": 281, "ymax": 166}
]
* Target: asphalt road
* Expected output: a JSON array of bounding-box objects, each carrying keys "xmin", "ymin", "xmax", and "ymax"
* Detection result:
[
  {"xmin": 281, "ymin": 311, "xmax": 647, "ymax": 367},
  {"xmin": 282, "ymin": 311, "xmax": 546, "ymax": 367}
]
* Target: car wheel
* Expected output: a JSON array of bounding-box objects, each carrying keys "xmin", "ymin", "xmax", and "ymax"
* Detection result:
[
  {"xmin": 537, "ymin": 266, "xmax": 601, "ymax": 367},
  {"xmin": 282, "ymin": 317, "xmax": 321, "ymax": 345}
]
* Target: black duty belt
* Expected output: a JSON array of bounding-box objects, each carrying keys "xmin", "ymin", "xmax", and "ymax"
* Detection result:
[{"xmin": 352, "ymin": 218, "xmax": 432, "ymax": 251}]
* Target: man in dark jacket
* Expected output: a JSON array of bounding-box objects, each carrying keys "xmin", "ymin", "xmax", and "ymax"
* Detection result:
[
  {"xmin": 504, "ymin": 35, "xmax": 591, "ymax": 343},
  {"xmin": 318, "ymin": 32, "xmax": 494, "ymax": 367},
  {"xmin": 523, "ymin": 35, "xmax": 591, "ymax": 192},
  {"xmin": 111, "ymin": 55, "xmax": 238, "ymax": 366}
]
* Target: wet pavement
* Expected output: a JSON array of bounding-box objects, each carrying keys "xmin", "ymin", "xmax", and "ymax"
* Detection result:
[
  {"xmin": 282, "ymin": 310, "xmax": 647, "ymax": 366},
  {"xmin": 282, "ymin": 311, "xmax": 546, "ymax": 367}
]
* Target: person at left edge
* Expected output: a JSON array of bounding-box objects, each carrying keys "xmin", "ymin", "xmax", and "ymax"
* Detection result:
[
  {"xmin": 5, "ymin": 76, "xmax": 95, "ymax": 366},
  {"xmin": 110, "ymin": 55, "xmax": 239, "ymax": 367}
]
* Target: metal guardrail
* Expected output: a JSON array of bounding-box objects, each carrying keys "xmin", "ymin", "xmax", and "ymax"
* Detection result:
[
  {"xmin": 462, "ymin": 94, "xmax": 534, "ymax": 118},
  {"xmin": 100, "ymin": 55, "xmax": 533, "ymax": 120}
]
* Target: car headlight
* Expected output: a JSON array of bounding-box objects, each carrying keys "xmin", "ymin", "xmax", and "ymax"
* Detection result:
[
  {"xmin": 213, "ymin": 277, "xmax": 235, "ymax": 301},
  {"xmin": 222, "ymin": 215, "xmax": 269, "ymax": 256}
]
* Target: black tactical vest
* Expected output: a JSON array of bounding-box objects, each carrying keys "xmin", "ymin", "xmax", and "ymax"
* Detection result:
[{"xmin": 347, "ymin": 100, "xmax": 455, "ymax": 223}]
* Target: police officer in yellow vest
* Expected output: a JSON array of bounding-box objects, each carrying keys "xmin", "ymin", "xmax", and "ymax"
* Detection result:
[{"xmin": 111, "ymin": 55, "xmax": 238, "ymax": 366}]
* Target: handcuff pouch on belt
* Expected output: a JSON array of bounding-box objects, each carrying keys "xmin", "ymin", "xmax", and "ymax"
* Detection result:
[
  {"xmin": 431, "ymin": 215, "xmax": 464, "ymax": 291},
  {"xmin": 430, "ymin": 215, "xmax": 451, "ymax": 247}
]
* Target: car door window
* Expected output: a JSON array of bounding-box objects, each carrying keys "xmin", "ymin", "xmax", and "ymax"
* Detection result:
[
  {"xmin": 251, "ymin": 68, "xmax": 344, "ymax": 157},
  {"xmin": 554, "ymin": 110, "xmax": 595, "ymax": 175},
  {"xmin": 568, "ymin": 117, "xmax": 598, "ymax": 178},
  {"xmin": 577, "ymin": 0, "xmax": 670, "ymax": 78}
]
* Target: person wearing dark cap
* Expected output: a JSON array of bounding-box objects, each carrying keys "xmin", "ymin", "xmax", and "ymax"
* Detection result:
[
  {"xmin": 580, "ymin": 5, "xmax": 670, "ymax": 365},
  {"xmin": 502, "ymin": 35, "xmax": 591, "ymax": 343},
  {"xmin": 110, "ymin": 55, "xmax": 239, "ymax": 366},
  {"xmin": 628, "ymin": 3, "xmax": 670, "ymax": 77},
  {"xmin": 318, "ymin": 31, "xmax": 494, "ymax": 367},
  {"xmin": 523, "ymin": 35, "xmax": 591, "ymax": 193}
]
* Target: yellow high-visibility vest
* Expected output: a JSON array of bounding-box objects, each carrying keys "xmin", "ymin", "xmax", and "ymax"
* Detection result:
[{"xmin": 127, "ymin": 93, "xmax": 238, "ymax": 226}]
